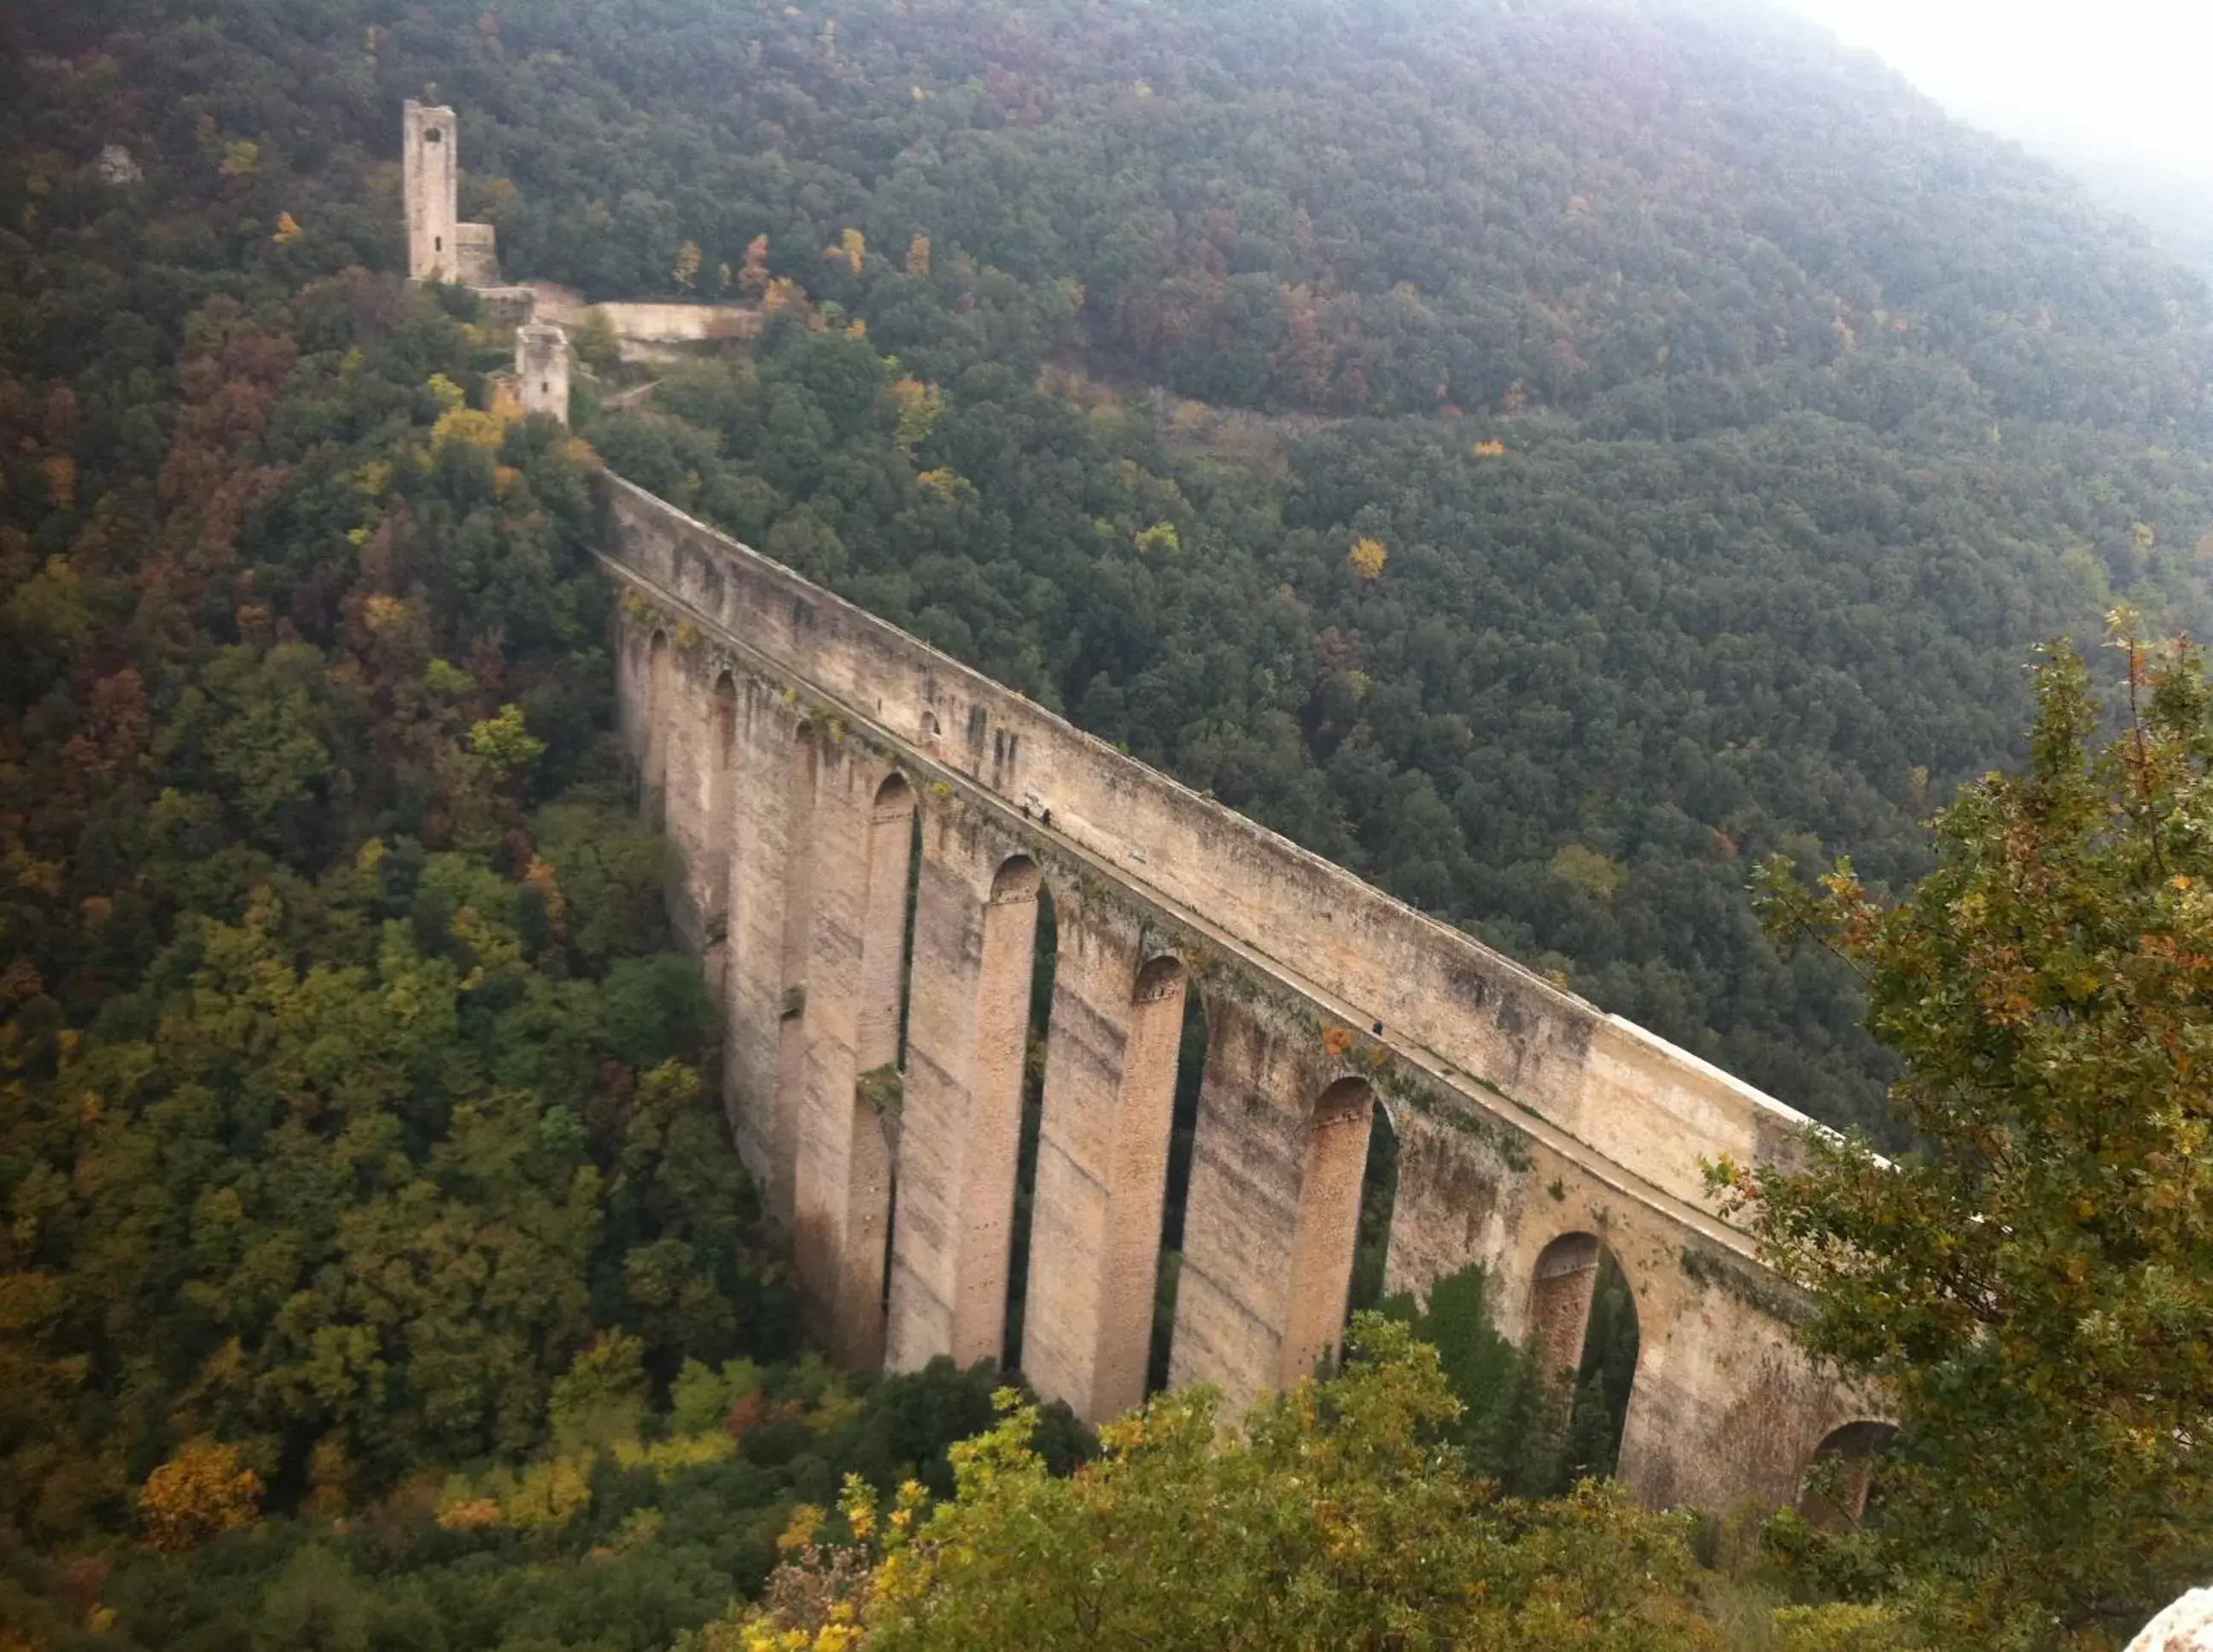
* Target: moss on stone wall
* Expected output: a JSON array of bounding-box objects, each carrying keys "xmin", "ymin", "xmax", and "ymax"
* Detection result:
[{"xmin": 1679, "ymin": 1240, "xmax": 1813, "ymax": 1326}]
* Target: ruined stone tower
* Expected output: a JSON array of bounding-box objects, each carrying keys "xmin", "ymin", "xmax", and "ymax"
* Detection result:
[
  {"xmin": 402, "ymin": 101, "xmax": 459, "ymax": 281},
  {"xmin": 403, "ymin": 100, "xmax": 500, "ymax": 284},
  {"xmin": 517, "ymin": 320, "xmax": 570, "ymax": 424}
]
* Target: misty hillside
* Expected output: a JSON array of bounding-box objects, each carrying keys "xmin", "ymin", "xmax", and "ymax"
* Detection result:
[
  {"xmin": 12, "ymin": 0, "xmax": 2213, "ymax": 1141},
  {"xmin": 462, "ymin": 0, "xmax": 2212, "ymax": 434}
]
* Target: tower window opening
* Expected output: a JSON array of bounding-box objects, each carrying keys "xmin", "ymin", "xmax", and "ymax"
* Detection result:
[
  {"xmin": 435, "ymin": 236, "xmax": 442, "ymax": 251},
  {"xmin": 426, "ymin": 128, "xmax": 442, "ymax": 143}
]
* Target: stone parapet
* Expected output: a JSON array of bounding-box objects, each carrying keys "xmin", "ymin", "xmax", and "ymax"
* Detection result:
[
  {"xmin": 597, "ymin": 475, "xmax": 1821, "ymax": 1212},
  {"xmin": 598, "ymin": 472, "xmax": 1883, "ymax": 1515}
]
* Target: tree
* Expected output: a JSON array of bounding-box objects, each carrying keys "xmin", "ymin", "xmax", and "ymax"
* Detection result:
[
  {"xmin": 256, "ymin": 1546, "xmax": 372, "ymax": 1652},
  {"xmin": 574, "ymin": 308, "xmax": 622, "ymax": 377},
  {"xmin": 138, "ymin": 1439, "xmax": 264, "ymax": 1554},
  {"xmin": 1720, "ymin": 629, "xmax": 2213, "ymax": 1645},
  {"xmin": 826, "ymin": 229, "xmax": 865, "ymax": 278},
  {"xmin": 739, "ymin": 234, "xmax": 773, "ymax": 298},
  {"xmin": 704, "ymin": 1316, "xmax": 1726, "ymax": 1651}
]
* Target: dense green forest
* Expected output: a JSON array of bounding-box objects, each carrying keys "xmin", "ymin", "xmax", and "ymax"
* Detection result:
[
  {"xmin": 432, "ymin": 0, "xmax": 2213, "ymax": 1130},
  {"xmin": 8, "ymin": 0, "xmax": 2213, "ymax": 1644},
  {"xmin": 15, "ymin": 0, "xmax": 2213, "ymax": 1135}
]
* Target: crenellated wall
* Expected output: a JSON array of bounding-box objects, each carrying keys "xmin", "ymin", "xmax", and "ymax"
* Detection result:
[{"xmin": 597, "ymin": 472, "xmax": 1881, "ymax": 1515}]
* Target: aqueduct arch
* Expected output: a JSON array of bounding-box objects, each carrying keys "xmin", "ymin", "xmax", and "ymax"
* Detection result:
[
  {"xmin": 1800, "ymin": 1420, "xmax": 1900, "ymax": 1529},
  {"xmin": 601, "ymin": 472, "xmax": 1883, "ymax": 1514},
  {"xmin": 643, "ymin": 628, "xmax": 672, "ymax": 822}
]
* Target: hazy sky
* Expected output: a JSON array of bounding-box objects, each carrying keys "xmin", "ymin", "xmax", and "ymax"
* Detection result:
[{"xmin": 1781, "ymin": 1, "xmax": 2213, "ymax": 169}]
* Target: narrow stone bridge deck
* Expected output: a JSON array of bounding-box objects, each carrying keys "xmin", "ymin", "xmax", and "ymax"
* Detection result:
[{"xmin": 597, "ymin": 472, "xmax": 1879, "ymax": 1513}]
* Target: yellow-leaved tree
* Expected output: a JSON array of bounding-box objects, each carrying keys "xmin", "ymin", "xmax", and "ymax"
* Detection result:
[
  {"xmin": 739, "ymin": 233, "xmax": 773, "ymax": 297},
  {"xmin": 137, "ymin": 1439, "xmax": 263, "ymax": 1554},
  {"xmin": 683, "ymin": 1317, "xmax": 1745, "ymax": 1651}
]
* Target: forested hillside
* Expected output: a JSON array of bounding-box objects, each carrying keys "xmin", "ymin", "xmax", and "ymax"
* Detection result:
[
  {"xmin": 507, "ymin": 0, "xmax": 2213, "ymax": 1129},
  {"xmin": 15, "ymin": 0, "xmax": 2213, "ymax": 1136},
  {"xmin": 6, "ymin": 0, "xmax": 2213, "ymax": 1643},
  {"xmin": 3, "ymin": 0, "xmax": 1124, "ymax": 1635}
]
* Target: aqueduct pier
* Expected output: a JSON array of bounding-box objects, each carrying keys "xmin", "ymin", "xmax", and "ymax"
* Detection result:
[{"xmin": 599, "ymin": 473, "xmax": 1880, "ymax": 1513}]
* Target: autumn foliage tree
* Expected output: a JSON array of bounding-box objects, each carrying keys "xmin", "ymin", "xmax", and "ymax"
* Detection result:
[
  {"xmin": 1721, "ymin": 627, "xmax": 2213, "ymax": 1645},
  {"xmin": 703, "ymin": 1317, "xmax": 1738, "ymax": 1651},
  {"xmin": 137, "ymin": 1440, "xmax": 262, "ymax": 1555}
]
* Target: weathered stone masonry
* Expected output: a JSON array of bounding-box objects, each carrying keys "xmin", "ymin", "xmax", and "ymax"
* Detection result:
[{"xmin": 600, "ymin": 472, "xmax": 1883, "ymax": 1514}]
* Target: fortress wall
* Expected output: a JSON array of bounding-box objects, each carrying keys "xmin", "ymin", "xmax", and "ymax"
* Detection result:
[
  {"xmin": 601, "ymin": 477, "xmax": 1820, "ymax": 1217},
  {"xmin": 531, "ymin": 289, "xmax": 763, "ymax": 344}
]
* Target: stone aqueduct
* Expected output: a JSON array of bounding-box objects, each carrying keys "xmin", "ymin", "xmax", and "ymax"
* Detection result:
[{"xmin": 599, "ymin": 473, "xmax": 1880, "ymax": 1513}]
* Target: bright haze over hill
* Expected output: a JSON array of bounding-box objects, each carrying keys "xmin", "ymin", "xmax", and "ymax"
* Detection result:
[{"xmin": 1781, "ymin": 0, "xmax": 2213, "ymax": 271}]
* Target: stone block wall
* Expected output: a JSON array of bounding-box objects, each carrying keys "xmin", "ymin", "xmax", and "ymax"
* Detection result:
[{"xmin": 598, "ymin": 475, "xmax": 1882, "ymax": 1515}]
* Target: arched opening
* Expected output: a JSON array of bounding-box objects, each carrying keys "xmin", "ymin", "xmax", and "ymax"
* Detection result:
[
  {"xmin": 886, "ymin": 810, "xmax": 920, "ymax": 1057},
  {"xmin": 770, "ymin": 724, "xmax": 820, "ymax": 1218},
  {"xmin": 1799, "ymin": 1421, "xmax": 1898, "ymax": 1530},
  {"xmin": 837, "ymin": 770, "xmax": 916, "ymax": 1368},
  {"xmin": 1529, "ymin": 1232, "xmax": 1641, "ymax": 1483},
  {"xmin": 941, "ymin": 852, "xmax": 1042, "ymax": 1368},
  {"xmin": 1144, "ymin": 972, "xmax": 1207, "ymax": 1395},
  {"xmin": 856, "ymin": 773, "xmax": 915, "ymax": 1068},
  {"xmin": 1278, "ymin": 1076, "xmax": 1376, "ymax": 1384},
  {"xmin": 1044, "ymin": 949, "xmax": 1191, "ymax": 1420},
  {"xmin": 706, "ymin": 672, "xmax": 738, "ymax": 952},
  {"xmin": 644, "ymin": 630, "xmax": 672, "ymax": 826},
  {"xmin": 883, "ymin": 808, "xmax": 926, "ymax": 1328},
  {"xmin": 1001, "ymin": 876, "xmax": 1057, "ymax": 1369},
  {"xmin": 1346, "ymin": 1100, "xmax": 1400, "ymax": 1315}
]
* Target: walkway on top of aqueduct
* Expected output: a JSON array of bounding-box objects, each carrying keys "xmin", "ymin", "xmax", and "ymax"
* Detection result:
[{"xmin": 596, "ymin": 470, "xmax": 1884, "ymax": 1515}]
